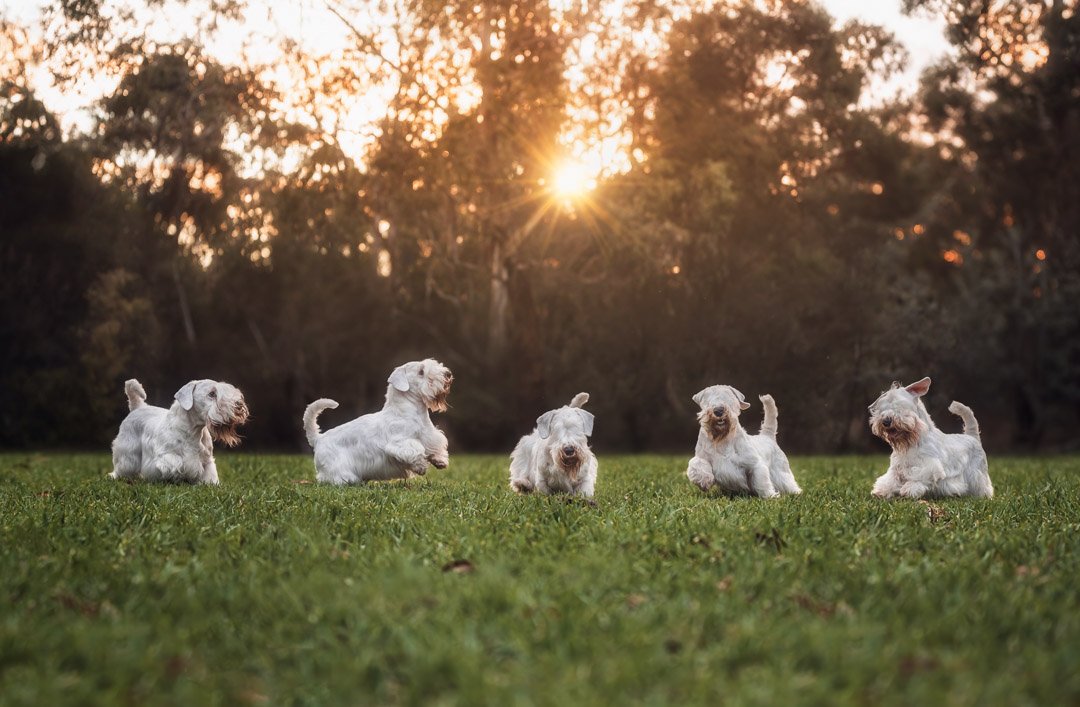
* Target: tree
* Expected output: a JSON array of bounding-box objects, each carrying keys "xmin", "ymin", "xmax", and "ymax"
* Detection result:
[{"xmin": 909, "ymin": 0, "xmax": 1080, "ymax": 444}]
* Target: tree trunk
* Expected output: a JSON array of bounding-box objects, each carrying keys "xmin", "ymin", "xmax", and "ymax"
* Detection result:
[
  {"xmin": 171, "ymin": 260, "xmax": 196, "ymax": 345},
  {"xmin": 488, "ymin": 240, "xmax": 510, "ymax": 364}
]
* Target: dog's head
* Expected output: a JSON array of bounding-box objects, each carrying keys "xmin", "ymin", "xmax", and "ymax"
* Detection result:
[
  {"xmin": 536, "ymin": 393, "xmax": 594, "ymax": 482},
  {"xmin": 868, "ymin": 377, "xmax": 932, "ymax": 451},
  {"xmin": 692, "ymin": 385, "xmax": 749, "ymax": 442},
  {"xmin": 174, "ymin": 379, "xmax": 249, "ymax": 447},
  {"xmin": 387, "ymin": 358, "xmax": 453, "ymax": 413}
]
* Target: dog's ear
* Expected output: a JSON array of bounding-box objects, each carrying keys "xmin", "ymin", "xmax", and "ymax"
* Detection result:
[
  {"xmin": 729, "ymin": 386, "xmax": 751, "ymax": 410},
  {"xmin": 388, "ymin": 365, "xmax": 410, "ymax": 392},
  {"xmin": 691, "ymin": 388, "xmax": 708, "ymax": 407},
  {"xmin": 174, "ymin": 381, "xmax": 197, "ymax": 411},
  {"xmin": 577, "ymin": 409, "xmax": 595, "ymax": 437},
  {"xmin": 905, "ymin": 377, "xmax": 931, "ymax": 397},
  {"xmin": 537, "ymin": 411, "xmax": 555, "ymax": 439}
]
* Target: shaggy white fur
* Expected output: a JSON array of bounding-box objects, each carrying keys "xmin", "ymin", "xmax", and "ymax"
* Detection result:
[
  {"xmin": 686, "ymin": 385, "xmax": 801, "ymax": 498},
  {"xmin": 510, "ymin": 392, "xmax": 597, "ymax": 498},
  {"xmin": 110, "ymin": 378, "xmax": 249, "ymax": 485},
  {"xmin": 305, "ymin": 359, "xmax": 453, "ymax": 485},
  {"xmin": 868, "ymin": 377, "xmax": 993, "ymax": 498}
]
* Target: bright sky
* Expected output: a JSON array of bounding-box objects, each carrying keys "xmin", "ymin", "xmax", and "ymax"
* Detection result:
[
  {"xmin": 3, "ymin": 0, "xmax": 951, "ymax": 185},
  {"xmin": 819, "ymin": 0, "xmax": 951, "ymax": 95}
]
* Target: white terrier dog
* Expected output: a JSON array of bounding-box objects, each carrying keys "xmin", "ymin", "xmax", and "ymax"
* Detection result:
[
  {"xmin": 686, "ymin": 385, "xmax": 801, "ymax": 498},
  {"xmin": 510, "ymin": 393, "xmax": 597, "ymax": 498},
  {"xmin": 110, "ymin": 378, "xmax": 249, "ymax": 485},
  {"xmin": 304, "ymin": 359, "xmax": 453, "ymax": 485},
  {"xmin": 868, "ymin": 377, "xmax": 993, "ymax": 499}
]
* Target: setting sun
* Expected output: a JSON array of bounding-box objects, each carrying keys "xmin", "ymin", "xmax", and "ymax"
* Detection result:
[{"xmin": 551, "ymin": 159, "xmax": 596, "ymax": 200}]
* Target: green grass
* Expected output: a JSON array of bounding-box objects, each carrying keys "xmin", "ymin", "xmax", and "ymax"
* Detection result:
[{"xmin": 1, "ymin": 454, "xmax": 1078, "ymax": 706}]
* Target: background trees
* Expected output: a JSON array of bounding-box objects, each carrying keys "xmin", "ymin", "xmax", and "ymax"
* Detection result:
[{"xmin": 1, "ymin": 0, "xmax": 1076, "ymax": 451}]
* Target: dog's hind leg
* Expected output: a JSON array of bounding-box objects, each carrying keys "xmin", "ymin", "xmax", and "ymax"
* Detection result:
[
  {"xmin": 110, "ymin": 438, "xmax": 141, "ymax": 480},
  {"xmin": 747, "ymin": 462, "xmax": 780, "ymax": 498}
]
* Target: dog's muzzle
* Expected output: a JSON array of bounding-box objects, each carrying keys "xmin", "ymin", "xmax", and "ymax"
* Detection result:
[
  {"xmin": 873, "ymin": 415, "xmax": 919, "ymax": 450},
  {"xmin": 702, "ymin": 411, "xmax": 730, "ymax": 440}
]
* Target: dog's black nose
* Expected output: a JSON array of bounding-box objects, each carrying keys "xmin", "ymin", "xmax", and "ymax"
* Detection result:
[
  {"xmin": 562, "ymin": 446, "xmax": 576, "ymax": 456},
  {"xmin": 883, "ymin": 416, "xmax": 894, "ymax": 428},
  {"xmin": 713, "ymin": 407, "xmax": 724, "ymax": 417}
]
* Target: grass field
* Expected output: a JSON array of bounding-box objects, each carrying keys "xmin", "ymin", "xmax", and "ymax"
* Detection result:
[{"xmin": 1, "ymin": 454, "xmax": 1078, "ymax": 706}]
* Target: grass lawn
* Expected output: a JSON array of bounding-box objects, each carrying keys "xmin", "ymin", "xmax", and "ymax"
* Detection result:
[{"xmin": 1, "ymin": 453, "xmax": 1078, "ymax": 706}]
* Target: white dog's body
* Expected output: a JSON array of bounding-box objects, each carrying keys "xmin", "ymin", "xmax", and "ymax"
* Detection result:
[
  {"xmin": 305, "ymin": 359, "xmax": 452, "ymax": 485},
  {"xmin": 686, "ymin": 385, "xmax": 801, "ymax": 498},
  {"xmin": 869, "ymin": 378, "xmax": 992, "ymax": 499},
  {"xmin": 510, "ymin": 393, "xmax": 597, "ymax": 498},
  {"xmin": 110, "ymin": 378, "xmax": 249, "ymax": 485}
]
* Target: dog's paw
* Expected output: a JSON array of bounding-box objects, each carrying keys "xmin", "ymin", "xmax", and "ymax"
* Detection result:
[
  {"xmin": 511, "ymin": 480, "xmax": 533, "ymax": 494},
  {"xmin": 898, "ymin": 484, "xmax": 925, "ymax": 499}
]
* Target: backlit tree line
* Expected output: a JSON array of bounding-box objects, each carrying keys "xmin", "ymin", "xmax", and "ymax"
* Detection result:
[{"xmin": 1, "ymin": 0, "xmax": 1077, "ymax": 451}]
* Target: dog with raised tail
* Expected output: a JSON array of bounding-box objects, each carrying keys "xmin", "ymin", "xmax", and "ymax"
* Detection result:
[
  {"xmin": 868, "ymin": 377, "xmax": 992, "ymax": 499},
  {"xmin": 510, "ymin": 392, "xmax": 597, "ymax": 498},
  {"xmin": 304, "ymin": 359, "xmax": 453, "ymax": 485},
  {"xmin": 110, "ymin": 378, "xmax": 249, "ymax": 484},
  {"xmin": 686, "ymin": 385, "xmax": 801, "ymax": 498}
]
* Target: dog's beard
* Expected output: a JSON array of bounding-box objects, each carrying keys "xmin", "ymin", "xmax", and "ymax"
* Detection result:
[
  {"xmin": 426, "ymin": 390, "xmax": 449, "ymax": 413},
  {"xmin": 425, "ymin": 381, "xmax": 452, "ymax": 413},
  {"xmin": 209, "ymin": 421, "xmax": 243, "ymax": 447},
  {"xmin": 699, "ymin": 411, "xmax": 733, "ymax": 441},
  {"xmin": 209, "ymin": 402, "xmax": 248, "ymax": 448},
  {"xmin": 554, "ymin": 448, "xmax": 583, "ymax": 481},
  {"xmin": 871, "ymin": 417, "xmax": 923, "ymax": 451}
]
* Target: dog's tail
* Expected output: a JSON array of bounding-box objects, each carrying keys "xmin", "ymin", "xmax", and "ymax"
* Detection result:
[
  {"xmin": 948, "ymin": 401, "xmax": 981, "ymax": 440},
  {"xmin": 303, "ymin": 398, "xmax": 339, "ymax": 447},
  {"xmin": 569, "ymin": 392, "xmax": 589, "ymax": 408},
  {"xmin": 759, "ymin": 394, "xmax": 779, "ymax": 440},
  {"xmin": 124, "ymin": 379, "xmax": 147, "ymax": 411}
]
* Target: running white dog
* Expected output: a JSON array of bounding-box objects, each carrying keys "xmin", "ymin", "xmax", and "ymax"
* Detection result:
[
  {"xmin": 304, "ymin": 359, "xmax": 453, "ymax": 485},
  {"xmin": 686, "ymin": 385, "xmax": 801, "ymax": 498},
  {"xmin": 510, "ymin": 393, "xmax": 597, "ymax": 498},
  {"xmin": 110, "ymin": 378, "xmax": 249, "ymax": 485},
  {"xmin": 868, "ymin": 377, "xmax": 993, "ymax": 498}
]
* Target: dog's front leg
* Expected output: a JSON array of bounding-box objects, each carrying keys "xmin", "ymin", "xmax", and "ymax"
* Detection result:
[
  {"xmin": 574, "ymin": 457, "xmax": 598, "ymax": 499},
  {"xmin": 898, "ymin": 479, "xmax": 930, "ymax": 498},
  {"xmin": 898, "ymin": 462, "xmax": 940, "ymax": 498},
  {"xmin": 423, "ymin": 427, "xmax": 450, "ymax": 469},
  {"xmin": 748, "ymin": 462, "xmax": 780, "ymax": 498},
  {"xmin": 872, "ymin": 470, "xmax": 901, "ymax": 498},
  {"xmin": 152, "ymin": 453, "xmax": 186, "ymax": 483},
  {"xmin": 385, "ymin": 437, "xmax": 428, "ymax": 475},
  {"xmin": 687, "ymin": 457, "xmax": 715, "ymax": 491},
  {"xmin": 200, "ymin": 429, "xmax": 220, "ymax": 485}
]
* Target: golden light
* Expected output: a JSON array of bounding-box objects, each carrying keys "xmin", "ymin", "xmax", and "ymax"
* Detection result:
[{"xmin": 551, "ymin": 159, "xmax": 596, "ymax": 201}]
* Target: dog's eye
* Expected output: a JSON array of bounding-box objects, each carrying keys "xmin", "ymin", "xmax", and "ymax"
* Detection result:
[{"xmin": 208, "ymin": 389, "xmax": 217, "ymax": 399}]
